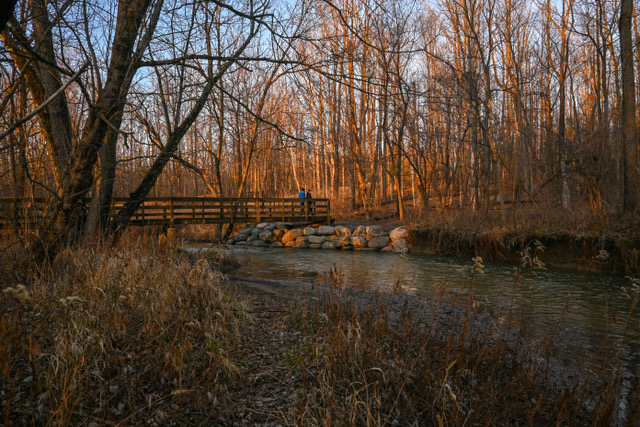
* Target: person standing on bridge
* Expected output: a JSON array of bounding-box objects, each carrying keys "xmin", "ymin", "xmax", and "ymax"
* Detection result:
[
  {"xmin": 299, "ymin": 187, "xmax": 306, "ymax": 214},
  {"xmin": 305, "ymin": 188, "xmax": 314, "ymax": 215}
]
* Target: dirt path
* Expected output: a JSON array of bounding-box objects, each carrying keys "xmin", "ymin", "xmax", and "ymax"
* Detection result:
[{"xmin": 222, "ymin": 278, "xmax": 314, "ymax": 425}]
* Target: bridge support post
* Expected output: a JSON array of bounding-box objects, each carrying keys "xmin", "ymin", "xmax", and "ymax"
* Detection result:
[{"xmin": 166, "ymin": 227, "xmax": 176, "ymax": 243}]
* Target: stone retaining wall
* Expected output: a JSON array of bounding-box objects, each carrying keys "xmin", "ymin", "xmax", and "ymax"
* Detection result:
[{"xmin": 227, "ymin": 222, "xmax": 410, "ymax": 253}]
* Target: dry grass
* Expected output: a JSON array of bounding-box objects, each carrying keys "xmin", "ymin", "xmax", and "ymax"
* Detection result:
[
  {"xmin": 0, "ymin": 233, "xmax": 249, "ymax": 425},
  {"xmin": 284, "ymin": 268, "xmax": 640, "ymax": 425},
  {"xmin": 2, "ymin": 229, "xmax": 639, "ymax": 425}
]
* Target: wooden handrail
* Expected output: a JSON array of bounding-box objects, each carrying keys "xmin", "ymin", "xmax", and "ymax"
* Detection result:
[{"xmin": 0, "ymin": 197, "xmax": 331, "ymax": 227}]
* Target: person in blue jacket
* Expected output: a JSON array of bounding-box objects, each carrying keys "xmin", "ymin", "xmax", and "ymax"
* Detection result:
[{"xmin": 298, "ymin": 187, "xmax": 306, "ymax": 214}]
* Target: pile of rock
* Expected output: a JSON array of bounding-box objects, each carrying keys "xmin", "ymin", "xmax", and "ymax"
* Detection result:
[{"xmin": 227, "ymin": 223, "xmax": 410, "ymax": 253}]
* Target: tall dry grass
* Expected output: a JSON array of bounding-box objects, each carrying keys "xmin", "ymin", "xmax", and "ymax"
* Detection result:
[
  {"xmin": 285, "ymin": 264, "xmax": 640, "ymax": 425},
  {"xmin": 0, "ymin": 233, "xmax": 249, "ymax": 425}
]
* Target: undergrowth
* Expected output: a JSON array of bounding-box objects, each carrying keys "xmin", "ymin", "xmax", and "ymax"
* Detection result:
[{"xmin": 0, "ymin": 233, "xmax": 249, "ymax": 425}]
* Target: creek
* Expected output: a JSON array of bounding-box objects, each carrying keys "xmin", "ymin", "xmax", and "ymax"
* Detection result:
[{"xmin": 218, "ymin": 246, "xmax": 640, "ymax": 368}]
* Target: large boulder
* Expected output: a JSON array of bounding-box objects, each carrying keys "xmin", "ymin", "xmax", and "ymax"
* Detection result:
[
  {"xmin": 352, "ymin": 236, "xmax": 368, "ymax": 248},
  {"xmin": 256, "ymin": 222, "xmax": 269, "ymax": 230},
  {"xmin": 390, "ymin": 226, "xmax": 409, "ymax": 241},
  {"xmin": 368, "ymin": 235, "xmax": 390, "ymax": 249},
  {"xmin": 322, "ymin": 241, "xmax": 337, "ymax": 249},
  {"xmin": 335, "ymin": 226, "xmax": 352, "ymax": 237},
  {"xmin": 259, "ymin": 230, "xmax": 274, "ymax": 243},
  {"xmin": 251, "ymin": 228, "xmax": 262, "ymax": 237},
  {"xmin": 317, "ymin": 225, "xmax": 335, "ymax": 235},
  {"xmin": 308, "ymin": 235, "xmax": 326, "ymax": 244},
  {"xmin": 282, "ymin": 228, "xmax": 304, "ymax": 244},
  {"xmin": 352, "ymin": 225, "xmax": 367, "ymax": 237},
  {"xmin": 265, "ymin": 223, "xmax": 276, "ymax": 231},
  {"xmin": 365, "ymin": 225, "xmax": 384, "ymax": 241},
  {"xmin": 239, "ymin": 227, "xmax": 253, "ymax": 235},
  {"xmin": 304, "ymin": 227, "xmax": 317, "ymax": 236},
  {"xmin": 247, "ymin": 235, "xmax": 259, "ymax": 242},
  {"xmin": 295, "ymin": 236, "xmax": 310, "ymax": 244},
  {"xmin": 233, "ymin": 233, "xmax": 250, "ymax": 242},
  {"xmin": 392, "ymin": 238, "xmax": 409, "ymax": 251}
]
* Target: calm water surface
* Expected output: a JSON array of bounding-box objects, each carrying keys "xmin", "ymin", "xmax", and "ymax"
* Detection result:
[{"xmin": 219, "ymin": 246, "xmax": 640, "ymax": 365}]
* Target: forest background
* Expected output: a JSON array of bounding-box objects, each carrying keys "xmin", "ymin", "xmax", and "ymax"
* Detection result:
[{"xmin": 1, "ymin": 0, "xmax": 639, "ymax": 258}]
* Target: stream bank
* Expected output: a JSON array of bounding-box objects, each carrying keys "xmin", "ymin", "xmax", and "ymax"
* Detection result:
[{"xmin": 409, "ymin": 224, "xmax": 640, "ymax": 275}]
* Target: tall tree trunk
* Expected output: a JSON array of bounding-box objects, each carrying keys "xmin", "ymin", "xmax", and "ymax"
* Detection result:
[{"xmin": 620, "ymin": 0, "xmax": 638, "ymax": 214}]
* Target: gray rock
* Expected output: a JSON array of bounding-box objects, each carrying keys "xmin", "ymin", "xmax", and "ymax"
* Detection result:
[
  {"xmin": 233, "ymin": 233, "xmax": 250, "ymax": 242},
  {"xmin": 322, "ymin": 241, "xmax": 337, "ymax": 249},
  {"xmin": 308, "ymin": 235, "xmax": 326, "ymax": 244},
  {"xmin": 368, "ymin": 235, "xmax": 390, "ymax": 249},
  {"xmin": 247, "ymin": 235, "xmax": 259, "ymax": 242},
  {"xmin": 304, "ymin": 227, "xmax": 317, "ymax": 236},
  {"xmin": 239, "ymin": 227, "xmax": 253, "ymax": 235},
  {"xmin": 251, "ymin": 228, "xmax": 263, "ymax": 236},
  {"xmin": 294, "ymin": 241, "xmax": 310, "ymax": 249},
  {"xmin": 256, "ymin": 222, "xmax": 269, "ymax": 229},
  {"xmin": 275, "ymin": 222, "xmax": 292, "ymax": 230},
  {"xmin": 365, "ymin": 225, "xmax": 384, "ymax": 241},
  {"xmin": 251, "ymin": 240, "xmax": 269, "ymax": 247},
  {"xmin": 392, "ymin": 238, "xmax": 409, "ymax": 251},
  {"xmin": 265, "ymin": 224, "xmax": 276, "ymax": 231},
  {"xmin": 317, "ymin": 225, "xmax": 335, "ymax": 235},
  {"xmin": 351, "ymin": 236, "xmax": 368, "ymax": 248},
  {"xmin": 335, "ymin": 225, "xmax": 352, "ymax": 237},
  {"xmin": 282, "ymin": 228, "xmax": 304, "ymax": 244},
  {"xmin": 259, "ymin": 230, "xmax": 274, "ymax": 242},
  {"xmin": 309, "ymin": 243, "xmax": 322, "ymax": 249},
  {"xmin": 390, "ymin": 226, "xmax": 409, "ymax": 241},
  {"xmin": 353, "ymin": 225, "xmax": 367, "ymax": 237}
]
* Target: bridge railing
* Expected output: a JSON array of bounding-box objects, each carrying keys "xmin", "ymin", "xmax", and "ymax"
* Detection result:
[{"xmin": 0, "ymin": 197, "xmax": 331, "ymax": 228}]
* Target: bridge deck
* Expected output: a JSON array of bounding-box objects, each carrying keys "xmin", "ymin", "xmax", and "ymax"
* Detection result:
[{"xmin": 0, "ymin": 197, "xmax": 330, "ymax": 228}]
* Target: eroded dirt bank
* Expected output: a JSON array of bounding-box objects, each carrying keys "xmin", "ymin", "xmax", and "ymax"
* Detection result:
[{"xmin": 410, "ymin": 225, "xmax": 640, "ymax": 275}]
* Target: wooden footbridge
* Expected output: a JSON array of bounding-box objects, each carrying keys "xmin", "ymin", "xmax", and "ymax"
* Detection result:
[{"xmin": 0, "ymin": 197, "xmax": 331, "ymax": 228}]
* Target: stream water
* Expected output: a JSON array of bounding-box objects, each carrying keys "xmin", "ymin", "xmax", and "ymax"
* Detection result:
[{"xmin": 219, "ymin": 246, "xmax": 640, "ymax": 368}]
